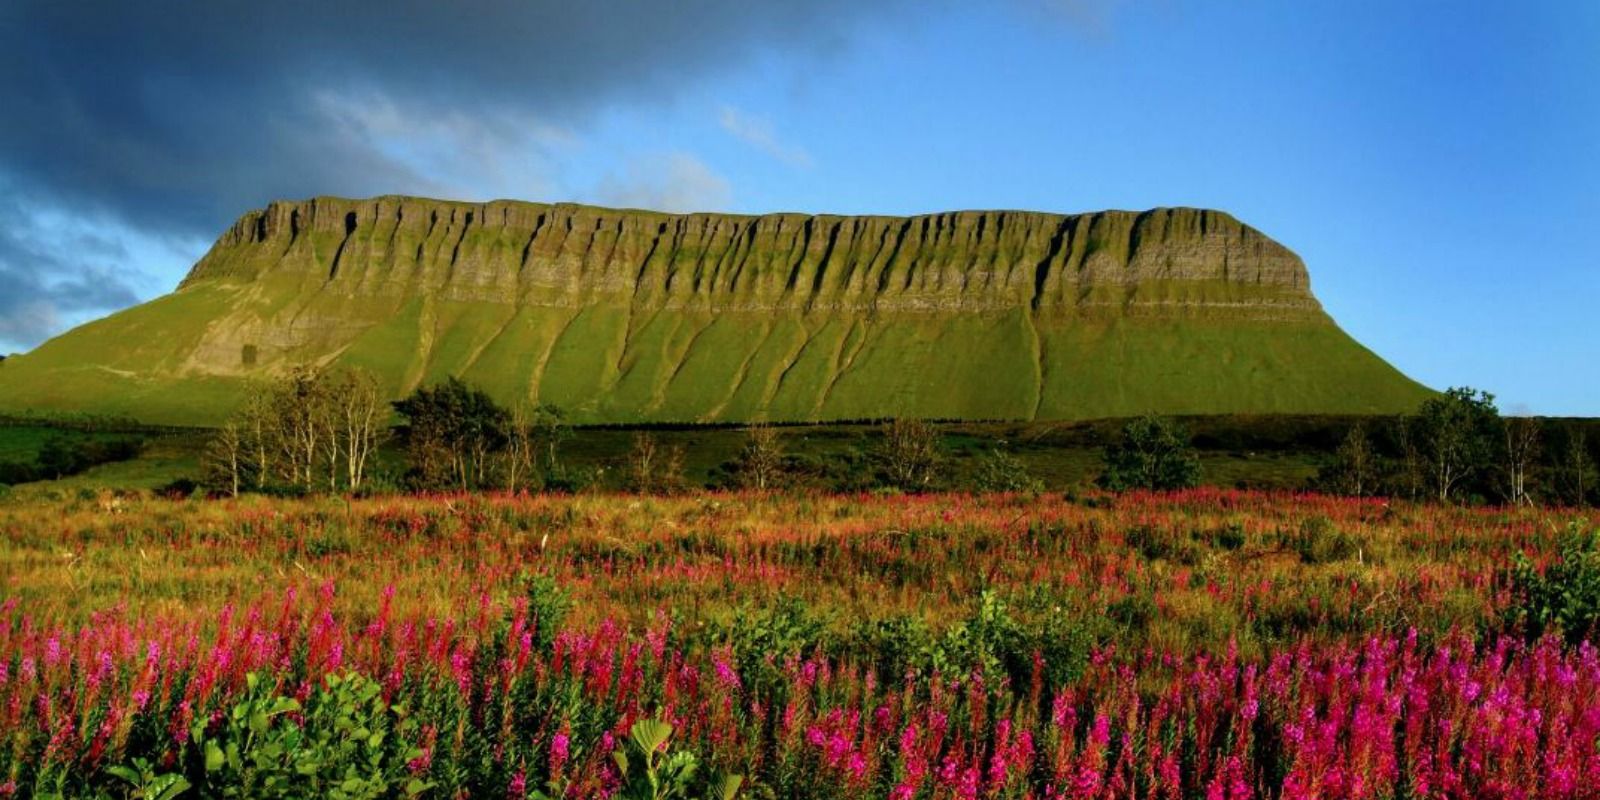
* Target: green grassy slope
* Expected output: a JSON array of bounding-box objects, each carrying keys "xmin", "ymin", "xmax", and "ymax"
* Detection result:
[{"xmin": 0, "ymin": 196, "xmax": 1434, "ymax": 425}]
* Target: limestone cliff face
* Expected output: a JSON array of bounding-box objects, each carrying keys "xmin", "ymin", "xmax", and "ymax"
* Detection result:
[
  {"xmin": 183, "ymin": 196, "xmax": 1320, "ymax": 318},
  {"xmin": 0, "ymin": 195, "xmax": 1431, "ymax": 425}
]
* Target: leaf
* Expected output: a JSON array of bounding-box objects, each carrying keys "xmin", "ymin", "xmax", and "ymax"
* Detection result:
[
  {"xmin": 628, "ymin": 718, "xmax": 673, "ymax": 756},
  {"xmin": 712, "ymin": 773, "xmax": 744, "ymax": 800},
  {"xmin": 204, "ymin": 740, "xmax": 225, "ymax": 773},
  {"xmin": 152, "ymin": 775, "xmax": 192, "ymax": 800},
  {"xmin": 105, "ymin": 765, "xmax": 142, "ymax": 785}
]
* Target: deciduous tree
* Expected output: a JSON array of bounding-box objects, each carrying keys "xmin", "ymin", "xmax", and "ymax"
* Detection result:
[
  {"xmin": 1414, "ymin": 387, "xmax": 1500, "ymax": 502},
  {"xmin": 1099, "ymin": 415, "xmax": 1201, "ymax": 492}
]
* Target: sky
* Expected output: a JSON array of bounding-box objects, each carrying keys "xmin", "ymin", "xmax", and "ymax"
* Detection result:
[{"xmin": 1, "ymin": 0, "xmax": 1595, "ymax": 414}]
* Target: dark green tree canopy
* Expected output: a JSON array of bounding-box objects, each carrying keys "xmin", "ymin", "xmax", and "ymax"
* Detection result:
[
  {"xmin": 1099, "ymin": 415, "xmax": 1202, "ymax": 492},
  {"xmin": 392, "ymin": 377, "xmax": 512, "ymax": 489}
]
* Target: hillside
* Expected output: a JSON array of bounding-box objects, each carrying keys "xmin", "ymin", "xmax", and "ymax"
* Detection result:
[{"xmin": 0, "ymin": 196, "xmax": 1431, "ymax": 425}]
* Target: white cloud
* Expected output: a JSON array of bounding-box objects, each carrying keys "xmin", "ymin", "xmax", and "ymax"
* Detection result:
[
  {"xmin": 591, "ymin": 153, "xmax": 734, "ymax": 213},
  {"xmin": 717, "ymin": 106, "xmax": 815, "ymax": 169},
  {"xmin": 311, "ymin": 89, "xmax": 578, "ymax": 202}
]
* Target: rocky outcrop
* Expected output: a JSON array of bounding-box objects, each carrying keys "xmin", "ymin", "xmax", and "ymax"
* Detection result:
[{"xmin": 184, "ymin": 196, "xmax": 1320, "ymax": 318}]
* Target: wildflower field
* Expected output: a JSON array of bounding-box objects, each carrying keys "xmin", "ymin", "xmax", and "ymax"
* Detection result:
[{"xmin": 1, "ymin": 489, "xmax": 1597, "ymax": 798}]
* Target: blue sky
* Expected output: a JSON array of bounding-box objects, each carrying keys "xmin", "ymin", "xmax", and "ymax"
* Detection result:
[{"xmin": 2, "ymin": 1, "xmax": 1595, "ymax": 413}]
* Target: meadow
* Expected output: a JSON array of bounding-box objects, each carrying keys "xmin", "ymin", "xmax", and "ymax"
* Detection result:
[{"xmin": 1, "ymin": 488, "xmax": 1597, "ymax": 797}]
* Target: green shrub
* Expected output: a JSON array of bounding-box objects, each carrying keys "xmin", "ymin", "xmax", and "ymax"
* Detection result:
[
  {"xmin": 725, "ymin": 596, "xmax": 829, "ymax": 688},
  {"xmin": 973, "ymin": 448, "xmax": 1043, "ymax": 493},
  {"xmin": 184, "ymin": 672, "xmax": 428, "ymax": 799},
  {"xmin": 1291, "ymin": 516, "xmax": 1358, "ymax": 564},
  {"xmin": 1209, "ymin": 522, "xmax": 1248, "ymax": 551},
  {"xmin": 1511, "ymin": 527, "xmax": 1600, "ymax": 642},
  {"xmin": 1099, "ymin": 415, "xmax": 1201, "ymax": 492},
  {"xmin": 522, "ymin": 573, "xmax": 573, "ymax": 652},
  {"xmin": 1126, "ymin": 524, "xmax": 1203, "ymax": 565},
  {"xmin": 607, "ymin": 719, "xmax": 741, "ymax": 800}
]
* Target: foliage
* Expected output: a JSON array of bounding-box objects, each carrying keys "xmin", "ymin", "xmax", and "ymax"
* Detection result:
[
  {"xmin": 1099, "ymin": 414, "xmax": 1201, "ymax": 491},
  {"xmin": 626, "ymin": 432, "xmax": 688, "ymax": 494},
  {"xmin": 1317, "ymin": 423, "xmax": 1376, "ymax": 497},
  {"xmin": 523, "ymin": 572, "xmax": 573, "ymax": 652},
  {"xmin": 181, "ymin": 672, "xmax": 427, "ymax": 798},
  {"xmin": 503, "ymin": 403, "xmax": 569, "ymax": 494},
  {"xmin": 1552, "ymin": 426, "xmax": 1597, "ymax": 507},
  {"xmin": 393, "ymin": 376, "xmax": 510, "ymax": 490},
  {"xmin": 973, "ymin": 446, "xmax": 1042, "ymax": 493},
  {"xmin": 872, "ymin": 418, "xmax": 942, "ymax": 491},
  {"xmin": 1412, "ymin": 386, "xmax": 1501, "ymax": 502},
  {"xmin": 1289, "ymin": 515, "xmax": 1359, "ymax": 565},
  {"xmin": 609, "ymin": 719, "xmax": 741, "ymax": 800},
  {"xmin": 729, "ymin": 424, "xmax": 785, "ymax": 491},
  {"xmin": 202, "ymin": 367, "xmax": 386, "ymax": 495},
  {"xmin": 1511, "ymin": 526, "xmax": 1600, "ymax": 642},
  {"xmin": 0, "ymin": 433, "xmax": 145, "ymax": 485}
]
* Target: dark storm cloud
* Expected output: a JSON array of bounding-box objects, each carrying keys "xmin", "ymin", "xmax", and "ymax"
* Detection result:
[{"xmin": 0, "ymin": 0, "xmax": 900, "ymax": 348}]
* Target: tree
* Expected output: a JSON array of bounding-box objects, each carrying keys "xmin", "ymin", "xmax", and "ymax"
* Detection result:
[
  {"xmin": 1500, "ymin": 415, "xmax": 1541, "ymax": 507},
  {"xmin": 392, "ymin": 377, "xmax": 510, "ymax": 490},
  {"xmin": 732, "ymin": 424, "xmax": 785, "ymax": 491},
  {"xmin": 36, "ymin": 437, "xmax": 85, "ymax": 480},
  {"xmin": 1322, "ymin": 423, "xmax": 1377, "ymax": 497},
  {"xmin": 627, "ymin": 432, "xmax": 686, "ymax": 494},
  {"xmin": 974, "ymin": 446, "xmax": 1043, "ymax": 493},
  {"xmin": 1554, "ymin": 427, "xmax": 1597, "ymax": 507},
  {"xmin": 1099, "ymin": 415, "xmax": 1201, "ymax": 492},
  {"xmin": 502, "ymin": 403, "xmax": 567, "ymax": 493},
  {"xmin": 204, "ymin": 421, "xmax": 247, "ymax": 497},
  {"xmin": 874, "ymin": 418, "xmax": 942, "ymax": 491},
  {"xmin": 274, "ymin": 367, "xmax": 333, "ymax": 488},
  {"xmin": 503, "ymin": 404, "xmax": 540, "ymax": 494},
  {"xmin": 1414, "ymin": 387, "xmax": 1500, "ymax": 502},
  {"xmin": 203, "ymin": 368, "xmax": 388, "ymax": 495}
]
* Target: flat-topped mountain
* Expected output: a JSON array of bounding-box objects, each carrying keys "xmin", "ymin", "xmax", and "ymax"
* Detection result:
[{"xmin": 0, "ymin": 196, "xmax": 1431, "ymax": 425}]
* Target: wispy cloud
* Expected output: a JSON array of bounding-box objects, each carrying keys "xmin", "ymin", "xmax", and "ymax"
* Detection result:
[
  {"xmin": 718, "ymin": 106, "xmax": 816, "ymax": 169},
  {"xmin": 591, "ymin": 153, "xmax": 733, "ymax": 214}
]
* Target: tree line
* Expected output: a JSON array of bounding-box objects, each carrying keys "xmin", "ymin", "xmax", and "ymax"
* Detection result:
[
  {"xmin": 199, "ymin": 373, "xmax": 1595, "ymax": 506},
  {"xmin": 203, "ymin": 372, "xmax": 574, "ymax": 495},
  {"xmin": 1317, "ymin": 387, "xmax": 1596, "ymax": 506}
]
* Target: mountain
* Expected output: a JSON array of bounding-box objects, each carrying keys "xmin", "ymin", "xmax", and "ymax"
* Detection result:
[{"xmin": 0, "ymin": 196, "xmax": 1431, "ymax": 425}]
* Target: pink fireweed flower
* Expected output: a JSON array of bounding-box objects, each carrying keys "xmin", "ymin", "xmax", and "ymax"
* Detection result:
[{"xmin": 550, "ymin": 729, "xmax": 571, "ymax": 778}]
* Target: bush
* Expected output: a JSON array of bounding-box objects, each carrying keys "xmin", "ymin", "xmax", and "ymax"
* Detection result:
[
  {"xmin": 1290, "ymin": 516, "xmax": 1358, "ymax": 564},
  {"xmin": 1099, "ymin": 415, "xmax": 1201, "ymax": 492},
  {"xmin": 1126, "ymin": 523, "xmax": 1203, "ymax": 565},
  {"xmin": 1208, "ymin": 522, "xmax": 1248, "ymax": 551},
  {"xmin": 180, "ymin": 672, "xmax": 428, "ymax": 798},
  {"xmin": 1511, "ymin": 526, "xmax": 1600, "ymax": 642},
  {"xmin": 523, "ymin": 573, "xmax": 573, "ymax": 652},
  {"xmin": 863, "ymin": 590, "xmax": 1094, "ymax": 689},
  {"xmin": 724, "ymin": 596, "xmax": 829, "ymax": 690},
  {"xmin": 973, "ymin": 447, "xmax": 1043, "ymax": 493}
]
